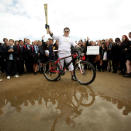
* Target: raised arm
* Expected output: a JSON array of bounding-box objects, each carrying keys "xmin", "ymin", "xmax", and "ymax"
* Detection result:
[{"xmin": 45, "ymin": 24, "xmax": 59, "ymax": 41}]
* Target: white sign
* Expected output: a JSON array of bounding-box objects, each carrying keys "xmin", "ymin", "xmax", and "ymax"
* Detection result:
[{"xmin": 86, "ymin": 46, "xmax": 100, "ymax": 55}]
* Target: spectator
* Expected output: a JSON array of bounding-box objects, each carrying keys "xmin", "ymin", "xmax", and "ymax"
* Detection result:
[
  {"xmin": 101, "ymin": 43, "xmax": 108, "ymax": 71},
  {"xmin": 107, "ymin": 38, "xmax": 113, "ymax": 72},
  {"xmin": 24, "ymin": 39, "xmax": 33, "ymax": 73},
  {"xmin": 111, "ymin": 38, "xmax": 121, "ymax": 73},
  {"xmin": 2, "ymin": 38, "xmax": 9, "ymax": 74},
  {"xmin": 47, "ymin": 37, "xmax": 56, "ymax": 61},
  {"xmin": 124, "ymin": 33, "xmax": 131, "ymax": 77},
  {"xmin": 32, "ymin": 41, "xmax": 39, "ymax": 74},
  {"xmin": 6, "ymin": 39, "xmax": 19, "ymax": 80},
  {"xmin": 119, "ymin": 35, "xmax": 130, "ymax": 75},
  {"xmin": 96, "ymin": 41, "xmax": 103, "ymax": 72},
  {"xmin": 15, "ymin": 40, "xmax": 19, "ymax": 46},
  {"xmin": 17, "ymin": 40, "xmax": 25, "ymax": 75}
]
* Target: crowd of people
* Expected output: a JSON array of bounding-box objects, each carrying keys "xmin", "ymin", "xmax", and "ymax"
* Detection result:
[{"xmin": 0, "ymin": 32, "xmax": 131, "ymax": 82}]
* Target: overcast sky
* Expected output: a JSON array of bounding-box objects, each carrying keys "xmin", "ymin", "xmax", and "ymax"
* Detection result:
[{"xmin": 0, "ymin": 0, "xmax": 131, "ymax": 42}]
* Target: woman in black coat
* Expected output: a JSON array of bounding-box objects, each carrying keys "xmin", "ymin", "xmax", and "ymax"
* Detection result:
[
  {"xmin": 124, "ymin": 33, "xmax": 131, "ymax": 77},
  {"xmin": 120, "ymin": 35, "xmax": 130, "ymax": 75}
]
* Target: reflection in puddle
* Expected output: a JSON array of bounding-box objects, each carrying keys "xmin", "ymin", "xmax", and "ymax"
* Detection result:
[{"xmin": 0, "ymin": 85, "xmax": 131, "ymax": 131}]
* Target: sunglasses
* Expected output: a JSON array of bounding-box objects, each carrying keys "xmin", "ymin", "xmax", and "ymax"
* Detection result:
[{"xmin": 64, "ymin": 30, "xmax": 69, "ymax": 33}]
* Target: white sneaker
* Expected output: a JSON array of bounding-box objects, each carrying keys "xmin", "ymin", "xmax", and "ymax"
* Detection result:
[
  {"xmin": 0, "ymin": 79, "xmax": 3, "ymax": 82},
  {"xmin": 7, "ymin": 76, "xmax": 11, "ymax": 80},
  {"xmin": 14, "ymin": 75, "xmax": 19, "ymax": 78}
]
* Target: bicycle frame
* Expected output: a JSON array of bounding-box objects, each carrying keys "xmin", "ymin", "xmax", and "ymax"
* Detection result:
[
  {"xmin": 48, "ymin": 53, "xmax": 78, "ymax": 74},
  {"xmin": 48, "ymin": 52, "xmax": 86, "ymax": 75}
]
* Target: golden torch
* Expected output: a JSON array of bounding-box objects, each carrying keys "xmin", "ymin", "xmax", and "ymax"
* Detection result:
[{"xmin": 44, "ymin": 4, "xmax": 49, "ymax": 33}]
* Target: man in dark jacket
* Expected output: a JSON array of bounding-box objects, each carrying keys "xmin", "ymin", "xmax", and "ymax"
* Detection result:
[
  {"xmin": 6, "ymin": 39, "xmax": 19, "ymax": 80},
  {"xmin": 24, "ymin": 39, "xmax": 33, "ymax": 73},
  {"xmin": 111, "ymin": 38, "xmax": 121, "ymax": 73},
  {"xmin": 16, "ymin": 40, "xmax": 25, "ymax": 74},
  {"xmin": 2, "ymin": 38, "xmax": 9, "ymax": 74}
]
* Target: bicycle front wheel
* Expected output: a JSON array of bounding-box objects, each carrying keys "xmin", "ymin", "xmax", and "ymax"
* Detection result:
[
  {"xmin": 43, "ymin": 60, "xmax": 61, "ymax": 81},
  {"xmin": 74, "ymin": 61, "xmax": 96, "ymax": 85}
]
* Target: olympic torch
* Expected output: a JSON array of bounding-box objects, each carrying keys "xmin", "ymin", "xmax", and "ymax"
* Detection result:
[{"xmin": 44, "ymin": 4, "xmax": 49, "ymax": 34}]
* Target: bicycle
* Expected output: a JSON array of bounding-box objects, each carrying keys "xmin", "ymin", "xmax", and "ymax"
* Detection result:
[{"xmin": 43, "ymin": 50, "xmax": 96, "ymax": 85}]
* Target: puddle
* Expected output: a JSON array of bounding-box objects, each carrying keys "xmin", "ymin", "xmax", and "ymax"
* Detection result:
[{"xmin": 0, "ymin": 85, "xmax": 131, "ymax": 131}]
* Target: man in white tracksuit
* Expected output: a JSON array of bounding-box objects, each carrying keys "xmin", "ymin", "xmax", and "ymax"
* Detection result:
[{"xmin": 47, "ymin": 26, "xmax": 77, "ymax": 80}]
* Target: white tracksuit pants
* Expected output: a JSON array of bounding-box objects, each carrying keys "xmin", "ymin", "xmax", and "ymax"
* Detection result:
[{"xmin": 58, "ymin": 53, "xmax": 74, "ymax": 71}]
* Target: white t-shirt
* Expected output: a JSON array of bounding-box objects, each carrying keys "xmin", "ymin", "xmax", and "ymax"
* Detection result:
[
  {"xmin": 103, "ymin": 51, "xmax": 107, "ymax": 61},
  {"xmin": 53, "ymin": 35, "xmax": 76, "ymax": 55}
]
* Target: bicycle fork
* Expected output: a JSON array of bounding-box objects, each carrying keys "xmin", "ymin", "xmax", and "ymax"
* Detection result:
[{"xmin": 77, "ymin": 61, "xmax": 84, "ymax": 74}]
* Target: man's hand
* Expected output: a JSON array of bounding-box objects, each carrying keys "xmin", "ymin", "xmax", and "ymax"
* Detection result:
[
  {"xmin": 8, "ymin": 49, "xmax": 14, "ymax": 52},
  {"xmin": 125, "ymin": 48, "xmax": 128, "ymax": 51},
  {"xmin": 45, "ymin": 24, "xmax": 49, "ymax": 29},
  {"xmin": 11, "ymin": 49, "xmax": 14, "ymax": 52},
  {"xmin": 45, "ymin": 24, "xmax": 53, "ymax": 36}
]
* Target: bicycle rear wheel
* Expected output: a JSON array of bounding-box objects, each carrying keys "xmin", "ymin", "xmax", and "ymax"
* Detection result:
[
  {"xmin": 74, "ymin": 61, "xmax": 96, "ymax": 85},
  {"xmin": 43, "ymin": 60, "xmax": 61, "ymax": 81}
]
